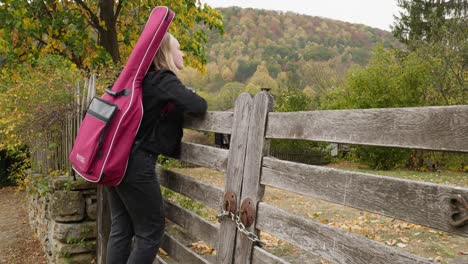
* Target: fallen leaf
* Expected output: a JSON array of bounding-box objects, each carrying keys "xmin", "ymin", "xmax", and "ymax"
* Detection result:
[
  {"xmin": 433, "ymin": 256, "xmax": 443, "ymax": 262},
  {"xmin": 386, "ymin": 239, "xmax": 397, "ymax": 246},
  {"xmin": 191, "ymin": 241, "xmax": 215, "ymax": 255},
  {"xmin": 258, "ymin": 232, "xmax": 280, "ymax": 247},
  {"xmin": 400, "ymin": 237, "xmax": 409, "ymax": 243},
  {"xmin": 340, "ymin": 224, "xmax": 351, "ymax": 230},
  {"xmin": 292, "ymin": 248, "xmax": 301, "ymax": 254},
  {"xmin": 396, "ymin": 243, "xmax": 407, "ymax": 248}
]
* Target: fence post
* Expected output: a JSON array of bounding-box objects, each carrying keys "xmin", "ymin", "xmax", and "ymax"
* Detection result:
[
  {"xmin": 235, "ymin": 91, "xmax": 273, "ymax": 264},
  {"xmin": 96, "ymin": 186, "xmax": 110, "ymax": 264},
  {"xmin": 216, "ymin": 93, "xmax": 253, "ymax": 264}
]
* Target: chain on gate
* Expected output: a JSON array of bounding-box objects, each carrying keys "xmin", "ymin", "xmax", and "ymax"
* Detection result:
[{"xmin": 216, "ymin": 192, "xmax": 266, "ymax": 246}]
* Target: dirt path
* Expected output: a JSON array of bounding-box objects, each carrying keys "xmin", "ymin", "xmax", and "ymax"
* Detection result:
[{"xmin": 0, "ymin": 186, "xmax": 47, "ymax": 264}]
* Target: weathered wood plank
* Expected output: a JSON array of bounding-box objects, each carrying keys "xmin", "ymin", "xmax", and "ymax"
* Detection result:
[
  {"xmin": 217, "ymin": 93, "xmax": 253, "ymax": 264},
  {"xmin": 184, "ymin": 111, "xmax": 233, "ymax": 134},
  {"xmin": 180, "ymin": 142, "xmax": 228, "ymax": 172},
  {"xmin": 155, "ymin": 255, "xmax": 169, "ymax": 264},
  {"xmin": 158, "ymin": 167, "xmax": 223, "ymax": 211},
  {"xmin": 262, "ymin": 157, "xmax": 468, "ymax": 237},
  {"xmin": 265, "ymin": 106, "xmax": 468, "ymax": 152},
  {"xmin": 252, "ymin": 247, "xmax": 290, "ymax": 264},
  {"xmin": 257, "ymin": 203, "xmax": 433, "ymax": 264},
  {"xmin": 235, "ymin": 92, "xmax": 273, "ymax": 264},
  {"xmin": 96, "ymin": 185, "xmax": 110, "ymax": 264},
  {"xmin": 160, "ymin": 233, "xmax": 211, "ymax": 264},
  {"xmin": 165, "ymin": 200, "xmax": 219, "ymax": 248}
]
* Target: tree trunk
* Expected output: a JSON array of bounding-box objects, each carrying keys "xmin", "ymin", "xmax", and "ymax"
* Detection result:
[{"xmin": 99, "ymin": 0, "xmax": 120, "ymax": 63}]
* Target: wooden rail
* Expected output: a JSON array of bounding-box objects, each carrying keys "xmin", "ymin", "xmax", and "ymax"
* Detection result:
[
  {"xmin": 266, "ymin": 106, "xmax": 468, "ymax": 152},
  {"xmin": 256, "ymin": 203, "xmax": 432, "ymax": 264},
  {"xmin": 261, "ymin": 157, "xmax": 468, "ymax": 237}
]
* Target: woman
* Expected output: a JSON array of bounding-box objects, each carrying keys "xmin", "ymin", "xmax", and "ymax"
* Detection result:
[{"xmin": 105, "ymin": 33, "xmax": 207, "ymax": 264}]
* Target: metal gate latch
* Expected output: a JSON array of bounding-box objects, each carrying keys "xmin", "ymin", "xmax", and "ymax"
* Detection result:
[
  {"xmin": 223, "ymin": 192, "xmax": 237, "ymax": 214},
  {"xmin": 449, "ymin": 194, "xmax": 468, "ymax": 227},
  {"xmin": 239, "ymin": 198, "xmax": 256, "ymax": 227}
]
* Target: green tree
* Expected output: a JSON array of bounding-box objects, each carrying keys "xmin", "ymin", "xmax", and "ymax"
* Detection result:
[
  {"xmin": 303, "ymin": 45, "xmax": 339, "ymax": 61},
  {"xmin": 321, "ymin": 45, "xmax": 434, "ymax": 170},
  {"xmin": 274, "ymin": 88, "xmax": 311, "ymax": 112},
  {"xmin": 214, "ymin": 82, "xmax": 244, "ymax": 110},
  {"xmin": 234, "ymin": 59, "xmax": 259, "ymax": 82},
  {"xmin": 392, "ymin": 0, "xmax": 467, "ymax": 104},
  {"xmin": 299, "ymin": 60, "xmax": 340, "ymax": 108},
  {"xmin": 0, "ymin": 55, "xmax": 80, "ymax": 150},
  {"xmin": 392, "ymin": 0, "xmax": 467, "ymax": 47},
  {"xmin": 0, "ymin": 0, "xmax": 224, "ymax": 70}
]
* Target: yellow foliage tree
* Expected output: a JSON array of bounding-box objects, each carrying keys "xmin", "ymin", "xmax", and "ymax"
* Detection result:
[
  {"xmin": 221, "ymin": 66, "xmax": 234, "ymax": 81},
  {"xmin": 248, "ymin": 63, "xmax": 278, "ymax": 91}
]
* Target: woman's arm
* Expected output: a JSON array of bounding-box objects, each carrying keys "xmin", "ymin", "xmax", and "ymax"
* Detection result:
[{"xmin": 145, "ymin": 70, "xmax": 207, "ymax": 114}]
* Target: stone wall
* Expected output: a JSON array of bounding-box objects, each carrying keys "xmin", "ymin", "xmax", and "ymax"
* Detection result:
[{"xmin": 27, "ymin": 173, "xmax": 97, "ymax": 264}]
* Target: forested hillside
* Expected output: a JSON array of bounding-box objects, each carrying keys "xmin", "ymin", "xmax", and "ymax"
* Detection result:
[
  {"xmin": 179, "ymin": 7, "xmax": 401, "ymax": 110},
  {"xmin": 209, "ymin": 7, "xmax": 398, "ymax": 69}
]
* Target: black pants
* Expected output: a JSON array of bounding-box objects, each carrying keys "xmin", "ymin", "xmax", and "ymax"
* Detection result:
[{"xmin": 105, "ymin": 148, "xmax": 165, "ymax": 264}]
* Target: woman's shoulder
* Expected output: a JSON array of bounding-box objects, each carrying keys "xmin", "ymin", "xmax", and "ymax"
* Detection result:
[
  {"xmin": 143, "ymin": 69, "xmax": 185, "ymax": 96},
  {"xmin": 144, "ymin": 69, "xmax": 177, "ymax": 85}
]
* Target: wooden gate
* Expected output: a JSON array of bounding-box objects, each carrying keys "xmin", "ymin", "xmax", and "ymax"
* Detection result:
[{"xmin": 97, "ymin": 91, "xmax": 468, "ymax": 264}]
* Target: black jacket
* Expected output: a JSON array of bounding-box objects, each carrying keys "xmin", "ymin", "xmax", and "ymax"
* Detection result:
[{"xmin": 136, "ymin": 69, "xmax": 207, "ymax": 156}]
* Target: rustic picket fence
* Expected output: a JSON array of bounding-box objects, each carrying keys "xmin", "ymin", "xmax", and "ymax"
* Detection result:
[
  {"xmin": 93, "ymin": 91, "xmax": 467, "ymax": 264},
  {"xmin": 31, "ymin": 75, "xmax": 96, "ymax": 175}
]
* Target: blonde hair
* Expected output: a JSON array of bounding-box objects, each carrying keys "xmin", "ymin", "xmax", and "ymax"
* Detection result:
[{"xmin": 152, "ymin": 33, "xmax": 179, "ymax": 74}]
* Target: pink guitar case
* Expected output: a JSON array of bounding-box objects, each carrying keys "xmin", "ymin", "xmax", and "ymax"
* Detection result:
[{"xmin": 69, "ymin": 6, "xmax": 174, "ymax": 186}]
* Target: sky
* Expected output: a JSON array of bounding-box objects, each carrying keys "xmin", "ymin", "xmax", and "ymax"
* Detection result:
[{"xmin": 202, "ymin": 0, "xmax": 403, "ymax": 31}]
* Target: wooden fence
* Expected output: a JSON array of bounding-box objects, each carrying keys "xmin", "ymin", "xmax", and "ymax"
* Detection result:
[
  {"xmin": 31, "ymin": 75, "xmax": 96, "ymax": 175},
  {"xmin": 95, "ymin": 91, "xmax": 467, "ymax": 264}
]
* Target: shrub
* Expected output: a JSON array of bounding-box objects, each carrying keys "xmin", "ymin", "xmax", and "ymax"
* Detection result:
[
  {"xmin": 0, "ymin": 55, "xmax": 82, "ymax": 182},
  {"xmin": 350, "ymin": 146, "xmax": 411, "ymax": 170}
]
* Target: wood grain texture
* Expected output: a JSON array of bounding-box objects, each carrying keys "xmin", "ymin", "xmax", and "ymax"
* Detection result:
[
  {"xmin": 265, "ymin": 105, "xmax": 468, "ymax": 152},
  {"xmin": 160, "ymin": 233, "xmax": 211, "ymax": 264},
  {"xmin": 252, "ymin": 247, "xmax": 290, "ymax": 264},
  {"xmin": 158, "ymin": 167, "xmax": 223, "ymax": 211},
  {"xmin": 165, "ymin": 200, "xmax": 219, "ymax": 247},
  {"xmin": 155, "ymin": 255, "xmax": 169, "ymax": 264},
  {"xmin": 256, "ymin": 203, "xmax": 433, "ymax": 264},
  {"xmin": 217, "ymin": 93, "xmax": 253, "ymax": 264},
  {"xmin": 96, "ymin": 185, "xmax": 110, "ymax": 264},
  {"xmin": 180, "ymin": 142, "xmax": 229, "ymax": 172},
  {"xmin": 235, "ymin": 92, "xmax": 273, "ymax": 264},
  {"xmin": 184, "ymin": 111, "xmax": 233, "ymax": 134},
  {"xmin": 261, "ymin": 157, "xmax": 468, "ymax": 237}
]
